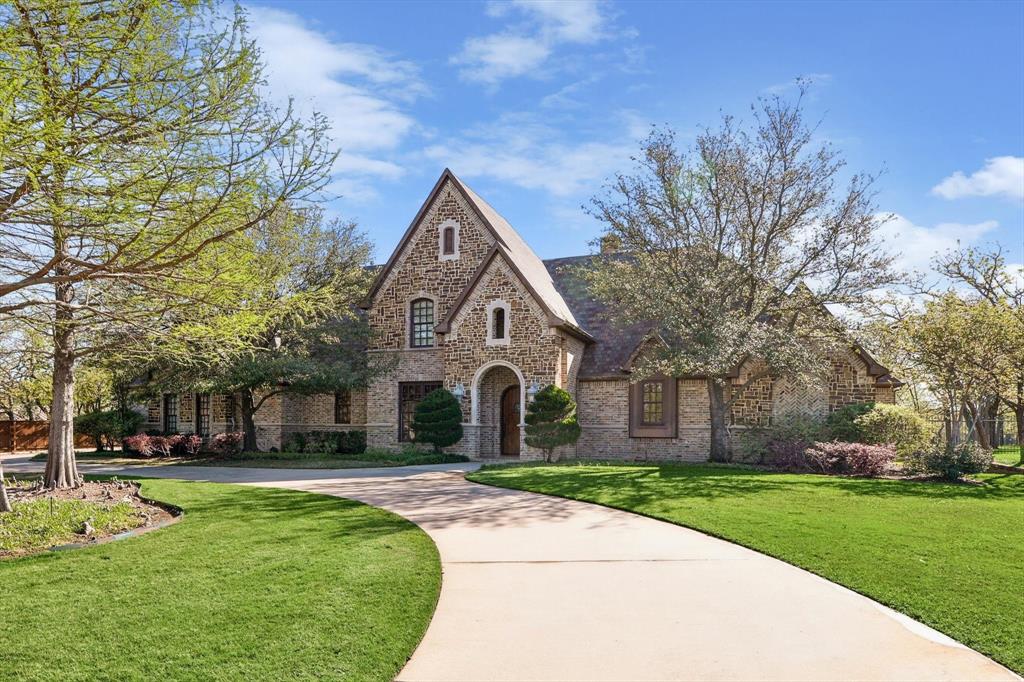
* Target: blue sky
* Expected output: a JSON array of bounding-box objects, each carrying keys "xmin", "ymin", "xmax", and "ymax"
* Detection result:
[{"xmin": 245, "ymin": 0, "xmax": 1024, "ymax": 274}]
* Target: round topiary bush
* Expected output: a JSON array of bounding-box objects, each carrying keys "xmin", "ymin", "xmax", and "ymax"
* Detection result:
[
  {"xmin": 412, "ymin": 389, "xmax": 463, "ymax": 453},
  {"xmin": 855, "ymin": 403, "xmax": 932, "ymax": 458},
  {"xmin": 524, "ymin": 384, "xmax": 581, "ymax": 462}
]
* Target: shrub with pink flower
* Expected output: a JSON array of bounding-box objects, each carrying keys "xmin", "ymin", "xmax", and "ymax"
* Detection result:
[
  {"xmin": 122, "ymin": 434, "xmax": 154, "ymax": 458},
  {"xmin": 804, "ymin": 441, "xmax": 895, "ymax": 477},
  {"xmin": 211, "ymin": 431, "xmax": 243, "ymax": 456}
]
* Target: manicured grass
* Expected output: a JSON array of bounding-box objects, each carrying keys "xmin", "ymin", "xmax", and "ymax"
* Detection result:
[
  {"xmin": 2, "ymin": 478, "xmax": 440, "ymax": 681},
  {"xmin": 994, "ymin": 444, "xmax": 1023, "ymax": 466},
  {"xmin": 0, "ymin": 497, "xmax": 141, "ymax": 554},
  {"xmin": 468, "ymin": 462, "xmax": 1024, "ymax": 673}
]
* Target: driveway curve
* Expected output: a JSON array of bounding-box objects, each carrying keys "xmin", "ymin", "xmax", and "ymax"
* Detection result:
[{"xmin": 6, "ymin": 458, "xmax": 1018, "ymax": 681}]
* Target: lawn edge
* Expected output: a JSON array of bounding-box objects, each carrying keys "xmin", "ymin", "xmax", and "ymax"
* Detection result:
[{"xmin": 464, "ymin": 463, "xmax": 1022, "ymax": 675}]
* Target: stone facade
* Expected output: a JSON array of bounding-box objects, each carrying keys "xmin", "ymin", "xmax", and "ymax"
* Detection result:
[{"xmin": 140, "ymin": 170, "xmax": 900, "ymax": 460}]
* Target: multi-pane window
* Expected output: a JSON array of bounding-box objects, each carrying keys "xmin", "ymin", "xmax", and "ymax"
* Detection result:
[
  {"xmin": 196, "ymin": 394, "xmax": 210, "ymax": 438},
  {"xmin": 398, "ymin": 381, "xmax": 442, "ymax": 442},
  {"xmin": 163, "ymin": 394, "xmax": 178, "ymax": 434},
  {"xmin": 641, "ymin": 381, "xmax": 664, "ymax": 425},
  {"xmin": 442, "ymin": 226, "xmax": 455, "ymax": 255},
  {"xmin": 334, "ymin": 390, "xmax": 351, "ymax": 424},
  {"xmin": 224, "ymin": 394, "xmax": 237, "ymax": 431},
  {"xmin": 493, "ymin": 307, "xmax": 506, "ymax": 340},
  {"xmin": 410, "ymin": 298, "xmax": 435, "ymax": 348}
]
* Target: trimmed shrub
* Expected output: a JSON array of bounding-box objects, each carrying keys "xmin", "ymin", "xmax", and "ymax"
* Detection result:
[
  {"xmin": 122, "ymin": 434, "xmax": 154, "ymax": 458},
  {"xmin": 855, "ymin": 404, "xmax": 931, "ymax": 458},
  {"xmin": 826, "ymin": 402, "xmax": 875, "ymax": 442},
  {"xmin": 176, "ymin": 433, "xmax": 202, "ymax": 456},
  {"xmin": 339, "ymin": 430, "xmax": 366, "ymax": 455},
  {"xmin": 804, "ymin": 441, "xmax": 895, "ymax": 477},
  {"xmin": 736, "ymin": 415, "xmax": 826, "ymax": 468},
  {"xmin": 524, "ymin": 384, "xmax": 581, "ymax": 462},
  {"xmin": 412, "ymin": 389, "xmax": 463, "ymax": 453},
  {"xmin": 149, "ymin": 435, "xmax": 179, "ymax": 457},
  {"xmin": 210, "ymin": 431, "xmax": 244, "ymax": 456},
  {"xmin": 75, "ymin": 409, "xmax": 145, "ymax": 451},
  {"xmin": 914, "ymin": 442, "xmax": 993, "ymax": 481}
]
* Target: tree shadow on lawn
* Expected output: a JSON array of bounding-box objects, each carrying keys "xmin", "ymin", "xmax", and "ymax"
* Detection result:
[{"xmin": 489, "ymin": 462, "xmax": 1024, "ymax": 503}]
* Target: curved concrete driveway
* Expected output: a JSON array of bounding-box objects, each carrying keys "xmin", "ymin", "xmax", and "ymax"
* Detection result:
[{"xmin": 7, "ymin": 457, "xmax": 1017, "ymax": 681}]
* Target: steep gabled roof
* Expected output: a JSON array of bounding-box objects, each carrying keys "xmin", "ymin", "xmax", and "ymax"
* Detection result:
[
  {"xmin": 362, "ymin": 169, "xmax": 579, "ymax": 330},
  {"xmin": 436, "ymin": 245, "xmax": 592, "ymax": 342}
]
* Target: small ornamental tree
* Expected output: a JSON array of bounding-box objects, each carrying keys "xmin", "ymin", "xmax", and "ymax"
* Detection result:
[
  {"xmin": 412, "ymin": 389, "xmax": 464, "ymax": 453},
  {"xmin": 524, "ymin": 385, "xmax": 581, "ymax": 462}
]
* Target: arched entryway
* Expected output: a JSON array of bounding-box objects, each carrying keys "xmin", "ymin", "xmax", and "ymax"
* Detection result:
[{"xmin": 471, "ymin": 361, "xmax": 525, "ymax": 459}]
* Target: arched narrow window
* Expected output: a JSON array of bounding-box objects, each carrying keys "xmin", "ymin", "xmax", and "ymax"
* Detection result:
[
  {"xmin": 410, "ymin": 298, "xmax": 435, "ymax": 348},
  {"xmin": 486, "ymin": 300, "xmax": 510, "ymax": 346},
  {"xmin": 493, "ymin": 307, "xmax": 505, "ymax": 340},
  {"xmin": 442, "ymin": 226, "xmax": 455, "ymax": 255},
  {"xmin": 438, "ymin": 219, "xmax": 459, "ymax": 260}
]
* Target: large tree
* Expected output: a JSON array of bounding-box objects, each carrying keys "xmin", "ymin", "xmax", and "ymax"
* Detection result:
[
  {"xmin": 935, "ymin": 246, "xmax": 1024, "ymax": 445},
  {"xmin": 0, "ymin": 1, "xmax": 334, "ymax": 486},
  {"xmin": 584, "ymin": 88, "xmax": 897, "ymax": 461},
  {"xmin": 146, "ymin": 212, "xmax": 380, "ymax": 452}
]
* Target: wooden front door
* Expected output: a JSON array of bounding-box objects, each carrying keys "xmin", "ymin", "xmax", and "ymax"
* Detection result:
[{"xmin": 500, "ymin": 386, "xmax": 521, "ymax": 457}]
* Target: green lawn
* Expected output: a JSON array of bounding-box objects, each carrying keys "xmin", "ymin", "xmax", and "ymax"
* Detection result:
[
  {"xmin": 1, "ymin": 478, "xmax": 440, "ymax": 681},
  {"xmin": 0, "ymin": 496, "xmax": 142, "ymax": 554},
  {"xmin": 994, "ymin": 444, "xmax": 1023, "ymax": 466},
  {"xmin": 468, "ymin": 462, "xmax": 1024, "ymax": 674}
]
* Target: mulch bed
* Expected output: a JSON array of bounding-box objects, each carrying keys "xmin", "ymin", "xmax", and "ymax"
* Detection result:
[{"xmin": 2, "ymin": 479, "xmax": 178, "ymax": 558}]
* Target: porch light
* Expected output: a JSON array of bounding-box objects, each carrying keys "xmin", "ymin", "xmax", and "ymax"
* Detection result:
[
  {"xmin": 452, "ymin": 382, "xmax": 465, "ymax": 401},
  {"xmin": 527, "ymin": 380, "xmax": 541, "ymax": 401}
]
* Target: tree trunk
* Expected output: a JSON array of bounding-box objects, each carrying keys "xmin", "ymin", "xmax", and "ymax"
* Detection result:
[
  {"xmin": 708, "ymin": 379, "xmax": 731, "ymax": 463},
  {"xmin": 239, "ymin": 389, "xmax": 258, "ymax": 452},
  {"xmin": 45, "ymin": 279, "xmax": 81, "ymax": 489},
  {"xmin": 0, "ymin": 458, "xmax": 11, "ymax": 513},
  {"xmin": 1014, "ymin": 379, "xmax": 1024, "ymax": 447}
]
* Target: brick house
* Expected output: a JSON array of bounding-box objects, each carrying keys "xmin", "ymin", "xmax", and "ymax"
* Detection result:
[{"xmin": 142, "ymin": 169, "xmax": 900, "ymax": 459}]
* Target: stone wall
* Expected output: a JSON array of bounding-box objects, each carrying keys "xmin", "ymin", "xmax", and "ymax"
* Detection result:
[
  {"xmin": 367, "ymin": 179, "xmax": 496, "ymax": 351},
  {"xmin": 366, "ymin": 348, "xmax": 444, "ymax": 450},
  {"xmin": 445, "ymin": 254, "xmax": 562, "ymax": 424},
  {"xmin": 576, "ymin": 378, "xmax": 711, "ymax": 461}
]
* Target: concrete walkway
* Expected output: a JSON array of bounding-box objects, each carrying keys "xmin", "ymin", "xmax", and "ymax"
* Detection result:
[{"xmin": 5, "ymin": 456, "xmax": 1018, "ymax": 681}]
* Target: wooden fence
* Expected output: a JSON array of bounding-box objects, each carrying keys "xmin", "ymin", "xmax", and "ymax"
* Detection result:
[{"xmin": 0, "ymin": 421, "xmax": 92, "ymax": 451}]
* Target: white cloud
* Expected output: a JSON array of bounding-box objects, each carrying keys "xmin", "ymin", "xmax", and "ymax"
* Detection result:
[
  {"xmin": 452, "ymin": 34, "xmax": 551, "ymax": 84},
  {"xmin": 452, "ymin": 0, "xmax": 612, "ymax": 86},
  {"xmin": 877, "ymin": 213, "xmax": 999, "ymax": 274},
  {"xmin": 931, "ymin": 156, "xmax": 1024, "ymax": 201},
  {"xmin": 244, "ymin": 6, "xmax": 425, "ymax": 187},
  {"xmin": 422, "ymin": 113, "xmax": 634, "ymax": 197}
]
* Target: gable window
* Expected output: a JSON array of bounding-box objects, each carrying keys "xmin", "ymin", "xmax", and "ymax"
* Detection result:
[
  {"xmin": 410, "ymin": 298, "xmax": 435, "ymax": 348},
  {"xmin": 486, "ymin": 299, "xmax": 511, "ymax": 346},
  {"xmin": 442, "ymin": 226, "xmax": 455, "ymax": 254},
  {"xmin": 629, "ymin": 377, "xmax": 676, "ymax": 438},
  {"xmin": 398, "ymin": 381, "xmax": 443, "ymax": 442},
  {"xmin": 334, "ymin": 390, "xmax": 351, "ymax": 424},
  {"xmin": 163, "ymin": 393, "xmax": 178, "ymax": 434},
  {"xmin": 438, "ymin": 219, "xmax": 460, "ymax": 261},
  {"xmin": 493, "ymin": 307, "xmax": 505, "ymax": 340}
]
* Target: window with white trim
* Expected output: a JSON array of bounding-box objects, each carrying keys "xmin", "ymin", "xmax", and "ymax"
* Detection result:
[
  {"xmin": 486, "ymin": 299, "xmax": 510, "ymax": 346},
  {"xmin": 438, "ymin": 219, "xmax": 460, "ymax": 261}
]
